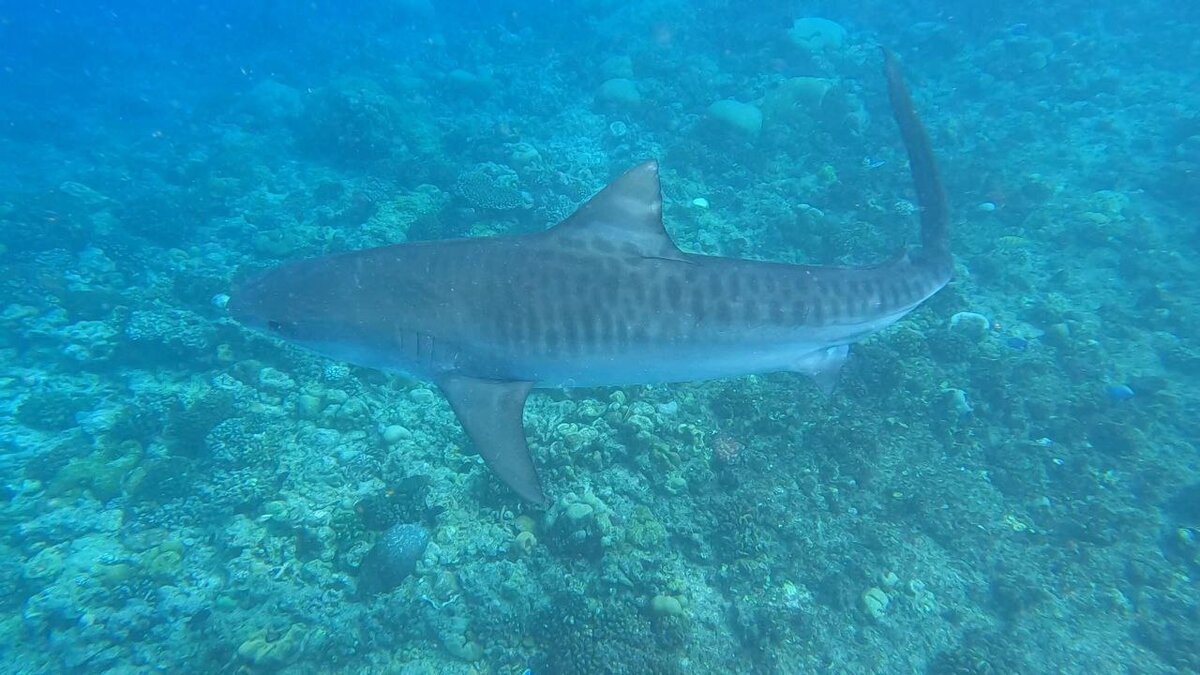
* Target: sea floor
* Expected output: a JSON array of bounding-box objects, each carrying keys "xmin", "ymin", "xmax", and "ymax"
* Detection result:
[{"xmin": 0, "ymin": 2, "xmax": 1198, "ymax": 673}]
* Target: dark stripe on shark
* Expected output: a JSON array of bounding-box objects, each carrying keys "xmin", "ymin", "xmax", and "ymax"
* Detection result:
[
  {"xmin": 666, "ymin": 276, "xmax": 683, "ymax": 307},
  {"xmin": 691, "ymin": 287, "xmax": 706, "ymax": 323}
]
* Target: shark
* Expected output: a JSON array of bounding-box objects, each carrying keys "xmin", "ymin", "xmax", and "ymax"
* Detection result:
[{"xmin": 229, "ymin": 50, "xmax": 951, "ymax": 505}]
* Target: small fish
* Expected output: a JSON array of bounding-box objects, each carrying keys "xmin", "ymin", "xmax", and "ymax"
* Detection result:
[
  {"xmin": 1105, "ymin": 384, "xmax": 1135, "ymax": 401},
  {"xmin": 1004, "ymin": 336, "xmax": 1028, "ymax": 351},
  {"xmin": 995, "ymin": 235, "xmax": 1030, "ymax": 248}
]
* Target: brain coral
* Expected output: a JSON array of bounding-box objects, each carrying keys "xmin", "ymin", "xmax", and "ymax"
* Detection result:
[{"xmin": 453, "ymin": 162, "xmax": 530, "ymax": 210}]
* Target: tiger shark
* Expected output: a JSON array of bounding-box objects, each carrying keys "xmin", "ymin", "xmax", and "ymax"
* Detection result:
[{"xmin": 229, "ymin": 50, "xmax": 951, "ymax": 505}]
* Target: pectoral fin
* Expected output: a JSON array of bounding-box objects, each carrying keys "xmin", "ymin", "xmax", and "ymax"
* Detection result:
[{"xmin": 437, "ymin": 375, "xmax": 546, "ymax": 505}]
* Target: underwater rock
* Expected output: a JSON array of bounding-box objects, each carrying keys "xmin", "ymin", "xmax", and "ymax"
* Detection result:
[
  {"xmin": 862, "ymin": 586, "xmax": 889, "ymax": 618},
  {"xmin": 706, "ymin": 99, "xmax": 763, "ymax": 137},
  {"xmin": 511, "ymin": 530, "xmax": 537, "ymax": 557},
  {"xmin": 237, "ymin": 624, "xmax": 306, "ymax": 669},
  {"xmin": 546, "ymin": 494, "xmax": 612, "ymax": 560},
  {"xmin": 442, "ymin": 630, "xmax": 484, "ymax": 662},
  {"xmin": 596, "ymin": 78, "xmax": 641, "ymax": 108},
  {"xmin": 296, "ymin": 78, "xmax": 406, "ymax": 163},
  {"xmin": 762, "ymin": 76, "xmax": 849, "ymax": 131},
  {"xmin": 256, "ymin": 367, "xmax": 295, "ymax": 393},
  {"xmin": 381, "ymin": 424, "xmax": 411, "ymax": 444},
  {"xmin": 788, "ymin": 17, "xmax": 848, "ymax": 52},
  {"xmin": 948, "ymin": 311, "xmax": 991, "ymax": 341},
  {"xmin": 509, "ymin": 513, "xmax": 540, "ymax": 557},
  {"xmin": 237, "ymin": 79, "xmax": 304, "ymax": 128},
  {"xmin": 599, "ymin": 55, "xmax": 634, "ymax": 80},
  {"xmin": 22, "ymin": 545, "xmax": 66, "ymax": 583},
  {"xmin": 444, "ymin": 69, "xmax": 498, "ymax": 97},
  {"xmin": 358, "ymin": 522, "xmax": 429, "ymax": 594},
  {"xmin": 650, "ymin": 594, "xmax": 685, "ymax": 617},
  {"xmin": 563, "ymin": 502, "xmax": 594, "ymax": 523},
  {"xmin": 508, "ymin": 142, "xmax": 541, "ymax": 167},
  {"xmin": 296, "ymin": 393, "xmax": 323, "ymax": 419}
]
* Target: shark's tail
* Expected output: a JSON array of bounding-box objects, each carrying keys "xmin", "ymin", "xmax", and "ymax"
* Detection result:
[{"xmin": 882, "ymin": 48, "xmax": 952, "ymax": 275}]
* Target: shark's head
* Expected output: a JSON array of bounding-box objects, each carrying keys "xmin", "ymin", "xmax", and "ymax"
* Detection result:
[
  {"xmin": 228, "ymin": 261, "xmax": 317, "ymax": 337},
  {"xmin": 229, "ymin": 257, "xmax": 376, "ymax": 360},
  {"xmin": 228, "ymin": 251, "xmax": 436, "ymax": 375}
]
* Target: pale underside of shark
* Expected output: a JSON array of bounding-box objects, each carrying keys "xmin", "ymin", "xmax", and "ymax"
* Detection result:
[{"xmin": 229, "ymin": 50, "xmax": 952, "ymax": 505}]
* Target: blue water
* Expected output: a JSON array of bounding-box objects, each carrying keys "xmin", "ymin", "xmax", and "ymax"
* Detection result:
[{"xmin": 2, "ymin": 1, "xmax": 1198, "ymax": 673}]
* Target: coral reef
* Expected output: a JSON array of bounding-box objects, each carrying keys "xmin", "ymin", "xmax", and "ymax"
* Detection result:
[
  {"xmin": 358, "ymin": 522, "xmax": 430, "ymax": 594},
  {"xmin": 535, "ymin": 593, "xmax": 683, "ymax": 675},
  {"xmin": 453, "ymin": 162, "xmax": 530, "ymax": 211},
  {"xmin": 0, "ymin": 0, "xmax": 1197, "ymax": 672}
]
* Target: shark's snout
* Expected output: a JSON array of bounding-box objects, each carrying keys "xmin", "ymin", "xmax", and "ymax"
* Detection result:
[
  {"xmin": 226, "ymin": 260, "xmax": 363, "ymax": 347},
  {"xmin": 225, "ymin": 281, "xmax": 261, "ymax": 327},
  {"xmin": 227, "ymin": 268, "xmax": 286, "ymax": 333}
]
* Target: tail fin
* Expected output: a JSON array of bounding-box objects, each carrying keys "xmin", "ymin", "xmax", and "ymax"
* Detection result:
[{"xmin": 882, "ymin": 48, "xmax": 951, "ymax": 268}]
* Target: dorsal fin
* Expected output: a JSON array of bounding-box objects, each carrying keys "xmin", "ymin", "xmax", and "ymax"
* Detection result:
[{"xmin": 546, "ymin": 160, "xmax": 684, "ymax": 260}]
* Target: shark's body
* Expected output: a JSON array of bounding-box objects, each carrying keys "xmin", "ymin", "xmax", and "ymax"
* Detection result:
[{"xmin": 230, "ymin": 51, "xmax": 951, "ymax": 504}]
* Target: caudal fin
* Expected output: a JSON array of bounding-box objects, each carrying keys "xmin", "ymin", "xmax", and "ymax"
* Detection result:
[{"xmin": 882, "ymin": 48, "xmax": 951, "ymax": 270}]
